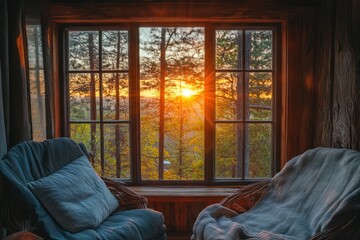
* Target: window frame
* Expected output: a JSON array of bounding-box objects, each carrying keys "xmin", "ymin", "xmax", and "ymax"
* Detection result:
[{"xmin": 61, "ymin": 22, "xmax": 282, "ymax": 186}]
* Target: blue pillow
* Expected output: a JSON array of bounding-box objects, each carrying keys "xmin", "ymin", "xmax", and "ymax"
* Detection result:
[{"xmin": 28, "ymin": 155, "xmax": 119, "ymax": 233}]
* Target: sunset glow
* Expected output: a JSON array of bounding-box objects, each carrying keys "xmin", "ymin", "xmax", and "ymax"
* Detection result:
[{"xmin": 181, "ymin": 88, "xmax": 196, "ymax": 97}]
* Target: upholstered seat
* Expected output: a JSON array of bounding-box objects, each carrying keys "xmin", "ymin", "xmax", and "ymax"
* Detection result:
[
  {"xmin": 192, "ymin": 147, "xmax": 360, "ymax": 240},
  {"xmin": 0, "ymin": 138, "xmax": 166, "ymax": 240}
]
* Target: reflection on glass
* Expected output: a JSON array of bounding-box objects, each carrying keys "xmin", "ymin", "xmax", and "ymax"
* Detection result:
[
  {"xmin": 104, "ymin": 124, "xmax": 130, "ymax": 179},
  {"xmin": 69, "ymin": 73, "xmax": 100, "ymax": 120},
  {"xmin": 140, "ymin": 27, "xmax": 205, "ymax": 180},
  {"xmin": 245, "ymin": 30, "xmax": 272, "ymax": 70},
  {"xmin": 70, "ymin": 123, "xmax": 101, "ymax": 174},
  {"xmin": 216, "ymin": 30, "xmax": 242, "ymax": 70},
  {"xmin": 103, "ymin": 73, "xmax": 129, "ymax": 120},
  {"xmin": 248, "ymin": 123, "xmax": 272, "ymax": 178},
  {"xmin": 215, "ymin": 123, "xmax": 243, "ymax": 179},
  {"xmin": 247, "ymin": 72, "xmax": 272, "ymax": 120},
  {"xmin": 216, "ymin": 72, "xmax": 243, "ymax": 120},
  {"xmin": 102, "ymin": 31, "xmax": 128, "ymax": 70},
  {"xmin": 26, "ymin": 24, "xmax": 46, "ymax": 141},
  {"xmin": 68, "ymin": 31, "xmax": 99, "ymax": 70}
]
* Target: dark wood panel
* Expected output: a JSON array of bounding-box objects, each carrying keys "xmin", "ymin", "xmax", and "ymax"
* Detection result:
[
  {"xmin": 285, "ymin": 16, "xmax": 316, "ymax": 160},
  {"xmin": 45, "ymin": 1, "xmax": 317, "ymax": 23},
  {"xmin": 314, "ymin": 0, "xmax": 360, "ymax": 150},
  {"xmin": 314, "ymin": 0, "xmax": 335, "ymax": 147},
  {"xmin": 147, "ymin": 199, "xmax": 220, "ymax": 239},
  {"xmin": 331, "ymin": 0, "xmax": 360, "ymax": 149}
]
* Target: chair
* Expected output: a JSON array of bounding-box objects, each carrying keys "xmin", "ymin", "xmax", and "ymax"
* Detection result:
[
  {"xmin": 0, "ymin": 138, "xmax": 166, "ymax": 240},
  {"xmin": 192, "ymin": 147, "xmax": 360, "ymax": 240}
]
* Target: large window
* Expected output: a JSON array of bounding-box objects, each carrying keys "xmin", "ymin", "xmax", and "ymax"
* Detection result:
[{"xmin": 65, "ymin": 24, "xmax": 279, "ymax": 184}]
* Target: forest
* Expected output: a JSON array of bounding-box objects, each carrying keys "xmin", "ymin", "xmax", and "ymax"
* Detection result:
[{"xmin": 27, "ymin": 25, "xmax": 273, "ymax": 181}]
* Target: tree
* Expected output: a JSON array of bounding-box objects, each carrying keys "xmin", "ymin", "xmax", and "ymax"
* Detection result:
[
  {"xmin": 140, "ymin": 27, "xmax": 205, "ymax": 180},
  {"xmin": 215, "ymin": 30, "xmax": 272, "ymax": 179}
]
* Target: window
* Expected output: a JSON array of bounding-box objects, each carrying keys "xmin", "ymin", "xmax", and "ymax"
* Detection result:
[
  {"xmin": 26, "ymin": 24, "xmax": 46, "ymax": 141},
  {"xmin": 65, "ymin": 24, "xmax": 280, "ymax": 184}
]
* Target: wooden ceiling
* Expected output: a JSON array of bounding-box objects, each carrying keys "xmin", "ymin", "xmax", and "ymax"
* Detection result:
[{"xmin": 44, "ymin": 0, "xmax": 319, "ymax": 23}]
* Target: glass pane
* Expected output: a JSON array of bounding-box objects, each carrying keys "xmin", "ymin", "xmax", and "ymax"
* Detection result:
[
  {"xmin": 70, "ymin": 123, "xmax": 101, "ymax": 175},
  {"xmin": 104, "ymin": 124, "xmax": 130, "ymax": 179},
  {"xmin": 247, "ymin": 72, "xmax": 272, "ymax": 120},
  {"xmin": 69, "ymin": 73, "xmax": 100, "ymax": 120},
  {"xmin": 26, "ymin": 24, "xmax": 46, "ymax": 141},
  {"xmin": 215, "ymin": 123, "xmax": 244, "ymax": 179},
  {"xmin": 245, "ymin": 30, "xmax": 272, "ymax": 70},
  {"xmin": 215, "ymin": 30, "xmax": 242, "ymax": 69},
  {"xmin": 102, "ymin": 31, "xmax": 128, "ymax": 70},
  {"xmin": 140, "ymin": 27, "xmax": 205, "ymax": 180},
  {"xmin": 103, "ymin": 73, "xmax": 129, "ymax": 120},
  {"xmin": 247, "ymin": 123, "xmax": 272, "ymax": 178},
  {"xmin": 68, "ymin": 31, "xmax": 99, "ymax": 70},
  {"xmin": 216, "ymin": 72, "xmax": 243, "ymax": 120}
]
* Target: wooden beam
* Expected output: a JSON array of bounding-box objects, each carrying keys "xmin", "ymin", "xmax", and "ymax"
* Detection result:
[{"xmin": 44, "ymin": 1, "xmax": 318, "ymax": 23}]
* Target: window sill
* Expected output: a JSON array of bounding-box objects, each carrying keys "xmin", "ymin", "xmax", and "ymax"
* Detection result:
[{"xmin": 130, "ymin": 186, "xmax": 239, "ymax": 202}]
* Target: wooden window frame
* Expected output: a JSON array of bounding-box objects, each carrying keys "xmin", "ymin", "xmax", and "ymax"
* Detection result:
[{"xmin": 59, "ymin": 22, "xmax": 282, "ymax": 186}]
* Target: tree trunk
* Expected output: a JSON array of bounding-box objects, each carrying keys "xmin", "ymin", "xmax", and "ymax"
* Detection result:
[
  {"xmin": 88, "ymin": 33, "xmax": 97, "ymax": 166},
  {"xmin": 34, "ymin": 26, "xmax": 45, "ymax": 139},
  {"xmin": 235, "ymin": 31, "xmax": 243, "ymax": 178},
  {"xmin": 159, "ymin": 28, "xmax": 166, "ymax": 180},
  {"xmin": 115, "ymin": 31, "xmax": 122, "ymax": 178},
  {"xmin": 244, "ymin": 31, "xmax": 250, "ymax": 178},
  {"xmin": 179, "ymin": 80, "xmax": 183, "ymax": 178}
]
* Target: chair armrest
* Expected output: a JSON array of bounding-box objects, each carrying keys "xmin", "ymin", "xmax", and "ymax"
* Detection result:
[
  {"xmin": 220, "ymin": 180, "xmax": 271, "ymax": 214},
  {"xmin": 101, "ymin": 177, "xmax": 148, "ymax": 210},
  {"xmin": 6, "ymin": 231, "xmax": 43, "ymax": 240},
  {"xmin": 311, "ymin": 212, "xmax": 360, "ymax": 240}
]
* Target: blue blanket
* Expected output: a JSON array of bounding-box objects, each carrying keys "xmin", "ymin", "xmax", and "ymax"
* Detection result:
[
  {"xmin": 0, "ymin": 138, "xmax": 166, "ymax": 240},
  {"xmin": 192, "ymin": 147, "xmax": 360, "ymax": 240}
]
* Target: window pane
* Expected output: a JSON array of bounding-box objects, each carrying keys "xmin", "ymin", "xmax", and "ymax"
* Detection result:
[
  {"xmin": 216, "ymin": 30, "xmax": 242, "ymax": 70},
  {"xmin": 68, "ymin": 31, "xmax": 99, "ymax": 70},
  {"xmin": 247, "ymin": 72, "xmax": 272, "ymax": 120},
  {"xmin": 245, "ymin": 30, "xmax": 272, "ymax": 70},
  {"xmin": 102, "ymin": 31, "xmax": 128, "ymax": 70},
  {"xmin": 247, "ymin": 123, "xmax": 272, "ymax": 178},
  {"xmin": 103, "ymin": 73, "xmax": 129, "ymax": 120},
  {"xmin": 215, "ymin": 123, "xmax": 244, "ymax": 179},
  {"xmin": 26, "ymin": 24, "xmax": 46, "ymax": 141},
  {"xmin": 69, "ymin": 73, "xmax": 100, "ymax": 120},
  {"xmin": 216, "ymin": 72, "xmax": 243, "ymax": 120},
  {"xmin": 70, "ymin": 123, "xmax": 101, "ymax": 175},
  {"xmin": 140, "ymin": 27, "xmax": 205, "ymax": 180},
  {"xmin": 104, "ymin": 124, "xmax": 130, "ymax": 179}
]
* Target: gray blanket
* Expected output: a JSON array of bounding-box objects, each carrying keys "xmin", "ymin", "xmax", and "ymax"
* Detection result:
[{"xmin": 192, "ymin": 147, "xmax": 360, "ymax": 240}]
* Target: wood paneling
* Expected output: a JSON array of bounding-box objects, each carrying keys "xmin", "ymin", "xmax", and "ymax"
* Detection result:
[
  {"xmin": 314, "ymin": 0, "xmax": 335, "ymax": 147},
  {"xmin": 133, "ymin": 187, "xmax": 237, "ymax": 239},
  {"xmin": 314, "ymin": 0, "xmax": 360, "ymax": 150},
  {"xmin": 285, "ymin": 17, "xmax": 316, "ymax": 160},
  {"xmin": 148, "ymin": 199, "xmax": 219, "ymax": 239},
  {"xmin": 45, "ymin": 1, "xmax": 317, "ymax": 23}
]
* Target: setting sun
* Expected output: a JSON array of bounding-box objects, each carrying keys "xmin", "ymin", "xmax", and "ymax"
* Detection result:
[{"xmin": 181, "ymin": 88, "xmax": 196, "ymax": 97}]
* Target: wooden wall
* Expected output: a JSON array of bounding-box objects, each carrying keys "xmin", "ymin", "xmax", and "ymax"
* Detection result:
[
  {"xmin": 147, "ymin": 197, "xmax": 221, "ymax": 239},
  {"xmin": 285, "ymin": 16, "xmax": 316, "ymax": 160},
  {"xmin": 314, "ymin": 0, "xmax": 360, "ymax": 149}
]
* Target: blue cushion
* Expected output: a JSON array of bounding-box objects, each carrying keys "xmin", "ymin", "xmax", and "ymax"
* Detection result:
[{"xmin": 28, "ymin": 155, "xmax": 119, "ymax": 233}]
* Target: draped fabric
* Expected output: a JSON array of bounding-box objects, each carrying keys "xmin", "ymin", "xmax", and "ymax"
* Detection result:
[
  {"xmin": 0, "ymin": 0, "xmax": 54, "ymax": 159},
  {"xmin": 0, "ymin": 0, "xmax": 31, "ymax": 158},
  {"xmin": 0, "ymin": 0, "xmax": 10, "ymax": 159}
]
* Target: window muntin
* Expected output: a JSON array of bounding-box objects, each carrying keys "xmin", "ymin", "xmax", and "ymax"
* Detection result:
[
  {"xmin": 65, "ymin": 25, "xmax": 277, "ymax": 184},
  {"xmin": 215, "ymin": 29, "xmax": 273, "ymax": 180},
  {"xmin": 67, "ymin": 30, "xmax": 131, "ymax": 179}
]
